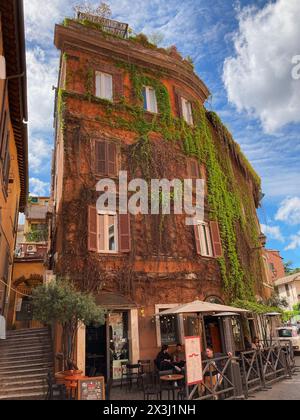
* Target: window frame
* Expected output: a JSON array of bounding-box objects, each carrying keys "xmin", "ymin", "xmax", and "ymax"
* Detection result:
[
  {"xmin": 181, "ymin": 97, "xmax": 194, "ymax": 125},
  {"xmin": 196, "ymin": 221, "xmax": 214, "ymax": 258},
  {"xmin": 97, "ymin": 212, "xmax": 119, "ymax": 254},
  {"xmin": 95, "ymin": 71, "xmax": 113, "ymax": 101},
  {"xmin": 155, "ymin": 304, "xmax": 184, "ymax": 347},
  {"xmin": 94, "ymin": 140, "xmax": 118, "ymax": 178},
  {"xmin": 143, "ymin": 86, "xmax": 158, "ymax": 114}
]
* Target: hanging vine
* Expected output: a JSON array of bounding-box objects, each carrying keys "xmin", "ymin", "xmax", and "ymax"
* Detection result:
[{"xmin": 60, "ymin": 59, "xmax": 263, "ymax": 301}]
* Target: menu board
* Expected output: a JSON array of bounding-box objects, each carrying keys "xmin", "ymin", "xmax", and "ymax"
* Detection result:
[
  {"xmin": 77, "ymin": 377, "xmax": 105, "ymax": 401},
  {"xmin": 185, "ymin": 336, "xmax": 203, "ymax": 386}
]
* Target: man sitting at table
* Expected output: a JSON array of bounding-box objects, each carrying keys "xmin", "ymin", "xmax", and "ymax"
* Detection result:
[
  {"xmin": 155, "ymin": 345, "xmax": 182, "ymax": 372},
  {"xmin": 173, "ymin": 344, "xmax": 186, "ymax": 369}
]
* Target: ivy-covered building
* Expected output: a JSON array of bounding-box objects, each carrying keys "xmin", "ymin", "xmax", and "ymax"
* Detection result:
[{"xmin": 50, "ymin": 14, "xmax": 269, "ymax": 378}]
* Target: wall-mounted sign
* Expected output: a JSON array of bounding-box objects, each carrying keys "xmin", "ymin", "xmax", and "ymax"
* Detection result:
[
  {"xmin": 77, "ymin": 377, "xmax": 105, "ymax": 401},
  {"xmin": 185, "ymin": 336, "xmax": 203, "ymax": 386}
]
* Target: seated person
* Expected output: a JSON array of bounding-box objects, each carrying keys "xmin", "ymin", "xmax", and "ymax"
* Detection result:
[
  {"xmin": 173, "ymin": 343, "xmax": 186, "ymax": 369},
  {"xmin": 155, "ymin": 345, "xmax": 182, "ymax": 372}
]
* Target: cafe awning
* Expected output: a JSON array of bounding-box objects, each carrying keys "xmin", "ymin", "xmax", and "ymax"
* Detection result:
[{"xmin": 159, "ymin": 300, "xmax": 249, "ymax": 316}]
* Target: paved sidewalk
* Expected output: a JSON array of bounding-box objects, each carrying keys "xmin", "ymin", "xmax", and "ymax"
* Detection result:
[
  {"xmin": 252, "ymin": 356, "xmax": 300, "ymax": 400},
  {"xmin": 110, "ymin": 357, "xmax": 300, "ymax": 401}
]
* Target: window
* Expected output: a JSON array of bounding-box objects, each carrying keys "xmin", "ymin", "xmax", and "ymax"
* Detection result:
[
  {"xmin": 155, "ymin": 305, "xmax": 183, "ymax": 347},
  {"xmin": 278, "ymin": 329, "xmax": 293, "ymax": 338},
  {"xmin": 98, "ymin": 214, "xmax": 118, "ymax": 253},
  {"xmin": 142, "ymin": 86, "xmax": 158, "ymax": 113},
  {"xmin": 285, "ymin": 284, "xmax": 291, "ymax": 297},
  {"xmin": 88, "ymin": 207, "xmax": 131, "ymax": 254},
  {"xmin": 95, "ymin": 141, "xmax": 117, "ymax": 176},
  {"xmin": 195, "ymin": 222, "xmax": 213, "ymax": 257},
  {"xmin": 194, "ymin": 221, "xmax": 223, "ymax": 258},
  {"xmin": 181, "ymin": 97, "xmax": 193, "ymax": 125},
  {"xmin": 95, "ymin": 71, "xmax": 113, "ymax": 101},
  {"xmin": 269, "ymin": 263, "xmax": 275, "ymax": 273},
  {"xmin": 188, "ymin": 159, "xmax": 200, "ymax": 180}
]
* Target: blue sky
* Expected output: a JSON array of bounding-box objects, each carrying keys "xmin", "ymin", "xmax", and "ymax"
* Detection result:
[{"xmin": 23, "ymin": 0, "xmax": 300, "ymax": 267}]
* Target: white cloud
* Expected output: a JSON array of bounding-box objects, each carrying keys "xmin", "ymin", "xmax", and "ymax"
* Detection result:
[
  {"xmin": 260, "ymin": 224, "xmax": 284, "ymax": 243},
  {"xmin": 275, "ymin": 197, "xmax": 300, "ymax": 225},
  {"xmin": 26, "ymin": 47, "xmax": 58, "ymax": 133},
  {"xmin": 24, "ymin": 0, "xmax": 65, "ymax": 45},
  {"xmin": 29, "ymin": 137, "xmax": 52, "ymax": 173},
  {"xmin": 29, "ymin": 178, "xmax": 50, "ymax": 196},
  {"xmin": 223, "ymin": 0, "xmax": 300, "ymax": 133},
  {"xmin": 285, "ymin": 231, "xmax": 300, "ymax": 251}
]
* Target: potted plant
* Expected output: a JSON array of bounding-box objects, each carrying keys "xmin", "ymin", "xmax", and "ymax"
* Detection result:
[{"xmin": 32, "ymin": 278, "xmax": 105, "ymax": 375}]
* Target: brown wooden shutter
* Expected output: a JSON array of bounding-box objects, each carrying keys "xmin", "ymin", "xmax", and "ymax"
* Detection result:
[
  {"xmin": 113, "ymin": 73, "xmax": 124, "ymax": 101},
  {"xmin": 173, "ymin": 88, "xmax": 183, "ymax": 118},
  {"xmin": 3, "ymin": 151, "xmax": 10, "ymax": 193},
  {"xmin": 95, "ymin": 141, "xmax": 106, "ymax": 175},
  {"xmin": 210, "ymin": 221, "xmax": 223, "ymax": 258},
  {"xmin": 118, "ymin": 214, "xmax": 131, "ymax": 253},
  {"xmin": 194, "ymin": 224, "xmax": 201, "ymax": 255},
  {"xmin": 107, "ymin": 143, "xmax": 117, "ymax": 176},
  {"xmin": 188, "ymin": 160, "xmax": 200, "ymax": 179},
  {"xmin": 88, "ymin": 206, "xmax": 98, "ymax": 252}
]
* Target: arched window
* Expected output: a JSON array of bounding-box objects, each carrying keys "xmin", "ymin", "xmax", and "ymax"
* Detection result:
[{"xmin": 205, "ymin": 296, "xmax": 224, "ymax": 305}]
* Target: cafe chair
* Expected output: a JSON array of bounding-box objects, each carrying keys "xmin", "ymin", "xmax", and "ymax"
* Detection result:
[
  {"xmin": 158, "ymin": 370, "xmax": 175, "ymax": 400},
  {"xmin": 126, "ymin": 364, "xmax": 141, "ymax": 390},
  {"xmin": 46, "ymin": 371, "xmax": 67, "ymax": 401},
  {"xmin": 138, "ymin": 360, "xmax": 152, "ymax": 374},
  {"xmin": 141, "ymin": 373, "xmax": 161, "ymax": 401}
]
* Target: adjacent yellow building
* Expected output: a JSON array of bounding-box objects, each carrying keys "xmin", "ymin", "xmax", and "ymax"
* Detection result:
[{"xmin": 0, "ymin": 1, "xmax": 28, "ymax": 321}]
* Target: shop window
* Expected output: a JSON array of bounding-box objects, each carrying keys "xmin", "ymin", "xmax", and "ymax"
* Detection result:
[
  {"xmin": 155, "ymin": 305, "xmax": 183, "ymax": 347},
  {"xmin": 95, "ymin": 71, "xmax": 113, "ymax": 101},
  {"xmin": 142, "ymin": 86, "xmax": 158, "ymax": 113}
]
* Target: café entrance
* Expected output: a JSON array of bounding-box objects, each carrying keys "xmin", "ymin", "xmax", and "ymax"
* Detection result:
[
  {"xmin": 84, "ymin": 293, "xmax": 140, "ymax": 381},
  {"xmin": 86, "ymin": 311, "xmax": 129, "ymax": 380}
]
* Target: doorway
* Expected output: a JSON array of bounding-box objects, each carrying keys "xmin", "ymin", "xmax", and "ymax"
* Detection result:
[
  {"xmin": 204, "ymin": 316, "xmax": 223, "ymax": 353},
  {"xmin": 85, "ymin": 311, "xmax": 129, "ymax": 380}
]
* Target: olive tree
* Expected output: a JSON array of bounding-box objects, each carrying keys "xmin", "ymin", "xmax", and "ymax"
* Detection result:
[{"xmin": 32, "ymin": 279, "xmax": 105, "ymax": 370}]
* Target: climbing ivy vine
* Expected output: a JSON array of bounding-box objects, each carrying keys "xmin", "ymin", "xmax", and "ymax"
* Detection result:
[{"xmin": 60, "ymin": 60, "xmax": 263, "ymax": 301}]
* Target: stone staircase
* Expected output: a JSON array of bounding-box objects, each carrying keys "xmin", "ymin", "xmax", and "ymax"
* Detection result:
[{"xmin": 0, "ymin": 328, "xmax": 53, "ymax": 400}]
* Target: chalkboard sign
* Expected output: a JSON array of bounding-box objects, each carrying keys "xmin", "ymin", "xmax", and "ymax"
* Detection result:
[{"xmin": 77, "ymin": 377, "xmax": 105, "ymax": 401}]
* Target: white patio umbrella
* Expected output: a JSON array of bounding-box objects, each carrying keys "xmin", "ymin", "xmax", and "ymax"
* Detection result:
[
  {"xmin": 158, "ymin": 301, "xmax": 249, "ymax": 349},
  {"xmin": 159, "ymin": 300, "xmax": 249, "ymax": 316}
]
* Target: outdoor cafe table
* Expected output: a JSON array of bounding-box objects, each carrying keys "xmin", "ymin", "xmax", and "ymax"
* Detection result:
[{"xmin": 160, "ymin": 374, "xmax": 185, "ymax": 400}]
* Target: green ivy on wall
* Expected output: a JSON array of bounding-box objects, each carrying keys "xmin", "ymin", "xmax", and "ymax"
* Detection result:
[{"xmin": 59, "ymin": 61, "xmax": 263, "ymax": 301}]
